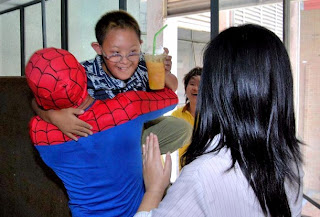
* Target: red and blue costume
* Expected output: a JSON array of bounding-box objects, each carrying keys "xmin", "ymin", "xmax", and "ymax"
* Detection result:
[{"xmin": 26, "ymin": 48, "xmax": 178, "ymax": 217}]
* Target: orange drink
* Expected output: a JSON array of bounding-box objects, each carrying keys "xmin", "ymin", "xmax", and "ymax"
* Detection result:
[{"xmin": 144, "ymin": 54, "xmax": 166, "ymax": 90}]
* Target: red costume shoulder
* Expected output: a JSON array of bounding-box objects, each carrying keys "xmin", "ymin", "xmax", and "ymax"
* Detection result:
[
  {"xmin": 26, "ymin": 47, "xmax": 178, "ymax": 146},
  {"xmin": 29, "ymin": 88, "xmax": 177, "ymax": 145}
]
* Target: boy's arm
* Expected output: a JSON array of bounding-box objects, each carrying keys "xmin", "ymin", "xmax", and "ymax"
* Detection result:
[
  {"xmin": 163, "ymin": 48, "xmax": 178, "ymax": 92},
  {"xmin": 32, "ymin": 98, "xmax": 51, "ymax": 123},
  {"xmin": 31, "ymin": 98, "xmax": 93, "ymax": 141},
  {"xmin": 165, "ymin": 72, "xmax": 178, "ymax": 92}
]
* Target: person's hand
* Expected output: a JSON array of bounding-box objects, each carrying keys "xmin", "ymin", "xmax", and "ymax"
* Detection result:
[
  {"xmin": 137, "ymin": 133, "xmax": 171, "ymax": 212},
  {"xmin": 142, "ymin": 133, "xmax": 172, "ymax": 194},
  {"xmin": 162, "ymin": 47, "xmax": 178, "ymax": 91},
  {"xmin": 47, "ymin": 108, "xmax": 93, "ymax": 141},
  {"xmin": 163, "ymin": 47, "xmax": 172, "ymax": 74}
]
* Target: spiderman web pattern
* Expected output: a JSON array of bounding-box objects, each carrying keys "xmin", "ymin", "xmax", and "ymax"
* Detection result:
[
  {"xmin": 25, "ymin": 48, "xmax": 87, "ymax": 110},
  {"xmin": 29, "ymin": 88, "xmax": 178, "ymax": 145}
]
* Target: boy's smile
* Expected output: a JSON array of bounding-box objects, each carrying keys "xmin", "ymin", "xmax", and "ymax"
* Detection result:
[{"xmin": 100, "ymin": 28, "xmax": 141, "ymax": 81}]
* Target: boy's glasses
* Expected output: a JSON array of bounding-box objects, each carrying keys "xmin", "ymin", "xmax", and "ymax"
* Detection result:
[{"xmin": 102, "ymin": 51, "xmax": 140, "ymax": 63}]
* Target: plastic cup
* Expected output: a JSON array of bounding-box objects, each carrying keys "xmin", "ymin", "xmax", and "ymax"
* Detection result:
[{"xmin": 144, "ymin": 53, "xmax": 166, "ymax": 90}]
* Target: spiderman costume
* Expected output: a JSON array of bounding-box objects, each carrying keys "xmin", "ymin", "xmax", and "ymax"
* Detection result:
[{"xmin": 26, "ymin": 48, "xmax": 178, "ymax": 217}]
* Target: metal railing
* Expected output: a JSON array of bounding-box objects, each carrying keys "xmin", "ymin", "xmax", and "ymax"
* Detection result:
[
  {"xmin": 303, "ymin": 193, "xmax": 320, "ymax": 210},
  {"xmin": 0, "ymin": 0, "xmax": 127, "ymax": 76},
  {"xmin": 0, "ymin": 0, "xmax": 49, "ymax": 75}
]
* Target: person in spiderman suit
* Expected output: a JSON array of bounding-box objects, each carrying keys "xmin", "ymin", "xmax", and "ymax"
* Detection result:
[{"xmin": 26, "ymin": 47, "xmax": 178, "ymax": 217}]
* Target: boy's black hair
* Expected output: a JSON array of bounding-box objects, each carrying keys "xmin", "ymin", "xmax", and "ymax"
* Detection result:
[{"xmin": 95, "ymin": 10, "xmax": 141, "ymax": 45}]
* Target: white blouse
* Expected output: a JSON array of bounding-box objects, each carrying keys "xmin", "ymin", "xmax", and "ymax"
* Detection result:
[{"xmin": 134, "ymin": 135, "xmax": 303, "ymax": 217}]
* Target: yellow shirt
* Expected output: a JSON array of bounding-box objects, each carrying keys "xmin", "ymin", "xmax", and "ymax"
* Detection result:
[{"xmin": 171, "ymin": 105, "xmax": 194, "ymax": 168}]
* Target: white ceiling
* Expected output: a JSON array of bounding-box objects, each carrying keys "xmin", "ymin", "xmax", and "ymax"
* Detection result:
[{"xmin": 174, "ymin": 12, "xmax": 211, "ymax": 32}]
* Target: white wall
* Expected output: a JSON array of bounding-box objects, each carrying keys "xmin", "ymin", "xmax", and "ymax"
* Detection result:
[
  {"xmin": 0, "ymin": 0, "xmax": 61, "ymax": 76},
  {"xmin": 68, "ymin": 0, "xmax": 119, "ymax": 62},
  {"xmin": 129, "ymin": 0, "xmax": 148, "ymax": 51},
  {"xmin": 146, "ymin": 0, "xmax": 165, "ymax": 52},
  {"xmin": 128, "ymin": 0, "xmax": 144, "ymax": 31},
  {"xmin": 44, "ymin": 0, "xmax": 61, "ymax": 51},
  {"xmin": 25, "ymin": 4, "xmax": 43, "ymax": 65},
  {"xmin": 0, "ymin": 10, "xmax": 20, "ymax": 76},
  {"xmin": 24, "ymin": 0, "xmax": 61, "ymax": 68}
]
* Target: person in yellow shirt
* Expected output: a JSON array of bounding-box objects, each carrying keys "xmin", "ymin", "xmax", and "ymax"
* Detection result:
[{"xmin": 171, "ymin": 67, "xmax": 202, "ymax": 169}]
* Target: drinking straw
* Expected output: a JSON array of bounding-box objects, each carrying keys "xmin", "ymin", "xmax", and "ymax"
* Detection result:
[{"xmin": 153, "ymin": 24, "xmax": 168, "ymax": 55}]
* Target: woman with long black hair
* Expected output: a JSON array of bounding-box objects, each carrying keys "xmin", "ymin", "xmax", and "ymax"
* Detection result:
[{"xmin": 135, "ymin": 24, "xmax": 303, "ymax": 217}]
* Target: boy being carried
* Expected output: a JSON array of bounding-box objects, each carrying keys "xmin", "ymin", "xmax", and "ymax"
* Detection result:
[{"xmin": 32, "ymin": 10, "xmax": 191, "ymax": 154}]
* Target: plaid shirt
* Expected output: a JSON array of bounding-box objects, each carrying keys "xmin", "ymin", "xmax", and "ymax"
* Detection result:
[{"xmin": 81, "ymin": 55, "xmax": 149, "ymax": 100}]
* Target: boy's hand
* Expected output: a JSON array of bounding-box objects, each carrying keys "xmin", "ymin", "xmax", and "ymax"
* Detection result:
[
  {"xmin": 32, "ymin": 98, "xmax": 93, "ymax": 141},
  {"xmin": 163, "ymin": 47, "xmax": 172, "ymax": 74},
  {"xmin": 47, "ymin": 108, "xmax": 93, "ymax": 141},
  {"xmin": 142, "ymin": 133, "xmax": 172, "ymax": 194},
  {"xmin": 163, "ymin": 47, "xmax": 178, "ymax": 91}
]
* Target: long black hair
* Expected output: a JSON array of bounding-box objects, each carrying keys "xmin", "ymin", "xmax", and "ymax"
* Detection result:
[{"xmin": 182, "ymin": 24, "xmax": 302, "ymax": 217}]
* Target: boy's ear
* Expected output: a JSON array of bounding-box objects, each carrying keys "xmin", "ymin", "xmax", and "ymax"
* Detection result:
[{"xmin": 91, "ymin": 42, "xmax": 102, "ymax": 55}]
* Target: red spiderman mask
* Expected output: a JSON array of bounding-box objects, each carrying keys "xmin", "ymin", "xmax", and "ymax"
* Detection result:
[{"xmin": 25, "ymin": 47, "xmax": 88, "ymax": 110}]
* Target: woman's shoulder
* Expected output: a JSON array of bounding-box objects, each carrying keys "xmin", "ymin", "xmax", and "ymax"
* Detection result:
[{"xmin": 181, "ymin": 136, "xmax": 232, "ymax": 178}]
